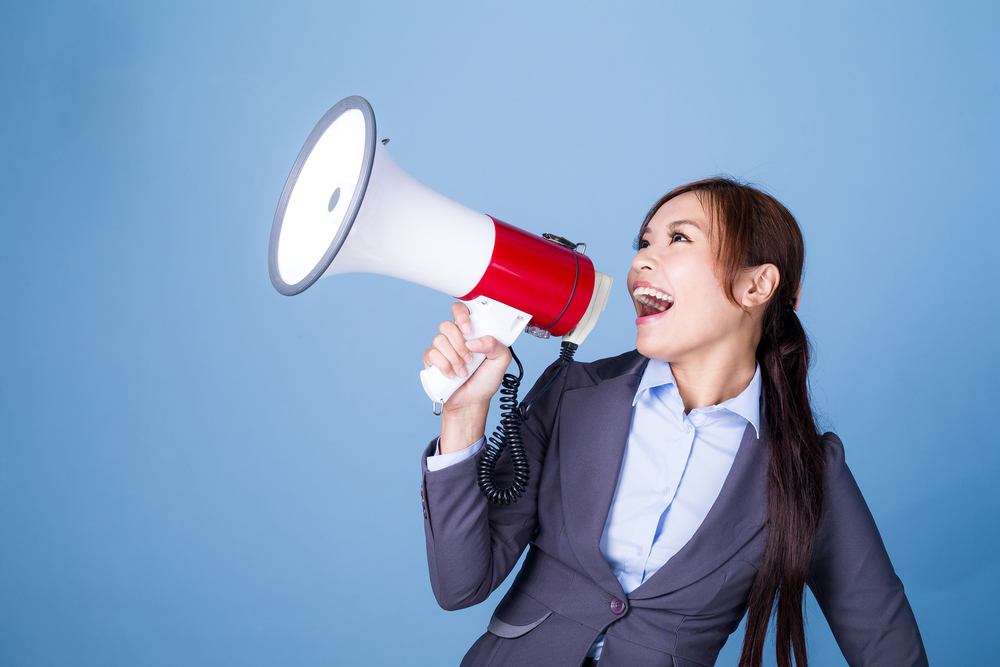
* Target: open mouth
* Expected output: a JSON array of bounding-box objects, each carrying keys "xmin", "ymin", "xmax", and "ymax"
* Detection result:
[{"xmin": 632, "ymin": 286, "xmax": 674, "ymax": 317}]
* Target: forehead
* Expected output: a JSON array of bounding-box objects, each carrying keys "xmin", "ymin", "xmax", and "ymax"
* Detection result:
[{"xmin": 644, "ymin": 191, "xmax": 711, "ymax": 235}]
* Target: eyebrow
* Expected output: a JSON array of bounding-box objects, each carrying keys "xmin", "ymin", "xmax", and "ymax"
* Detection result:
[
  {"xmin": 641, "ymin": 218, "xmax": 704, "ymax": 237},
  {"xmin": 667, "ymin": 219, "xmax": 703, "ymax": 232}
]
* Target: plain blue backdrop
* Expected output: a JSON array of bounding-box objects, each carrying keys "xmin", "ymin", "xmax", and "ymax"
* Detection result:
[{"xmin": 1, "ymin": 1, "xmax": 998, "ymax": 665}]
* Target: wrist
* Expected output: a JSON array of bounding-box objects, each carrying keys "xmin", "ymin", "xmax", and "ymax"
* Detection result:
[{"xmin": 439, "ymin": 402, "xmax": 489, "ymax": 455}]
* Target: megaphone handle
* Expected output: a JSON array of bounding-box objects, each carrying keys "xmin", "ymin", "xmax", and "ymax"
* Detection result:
[{"xmin": 420, "ymin": 297, "xmax": 531, "ymax": 405}]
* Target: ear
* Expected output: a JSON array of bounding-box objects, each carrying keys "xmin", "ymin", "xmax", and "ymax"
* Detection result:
[{"xmin": 739, "ymin": 264, "xmax": 779, "ymax": 309}]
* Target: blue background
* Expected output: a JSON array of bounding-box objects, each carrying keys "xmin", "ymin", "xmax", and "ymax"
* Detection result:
[{"xmin": 2, "ymin": 1, "xmax": 997, "ymax": 664}]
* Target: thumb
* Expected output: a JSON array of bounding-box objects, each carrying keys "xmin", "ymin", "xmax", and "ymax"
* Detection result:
[{"xmin": 467, "ymin": 335, "xmax": 510, "ymax": 362}]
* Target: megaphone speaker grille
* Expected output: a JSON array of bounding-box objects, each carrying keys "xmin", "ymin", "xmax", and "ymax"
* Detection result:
[{"xmin": 268, "ymin": 96, "xmax": 377, "ymax": 295}]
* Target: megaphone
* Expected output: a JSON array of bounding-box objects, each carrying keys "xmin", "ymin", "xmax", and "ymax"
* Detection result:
[{"xmin": 268, "ymin": 96, "xmax": 612, "ymax": 406}]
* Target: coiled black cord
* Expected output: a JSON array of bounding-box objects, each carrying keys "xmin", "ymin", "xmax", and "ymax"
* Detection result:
[{"xmin": 477, "ymin": 341, "xmax": 578, "ymax": 505}]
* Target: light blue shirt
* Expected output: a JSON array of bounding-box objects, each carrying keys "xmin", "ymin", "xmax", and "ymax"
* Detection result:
[
  {"xmin": 426, "ymin": 359, "xmax": 761, "ymax": 661},
  {"xmin": 588, "ymin": 359, "xmax": 760, "ymax": 658}
]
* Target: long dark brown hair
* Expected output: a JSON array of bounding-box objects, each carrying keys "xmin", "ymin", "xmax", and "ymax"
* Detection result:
[{"xmin": 641, "ymin": 177, "xmax": 825, "ymax": 667}]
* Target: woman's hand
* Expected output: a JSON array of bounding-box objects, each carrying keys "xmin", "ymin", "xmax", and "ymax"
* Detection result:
[{"xmin": 422, "ymin": 302, "xmax": 512, "ymax": 454}]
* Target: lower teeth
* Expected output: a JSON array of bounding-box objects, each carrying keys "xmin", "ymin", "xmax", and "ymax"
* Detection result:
[{"xmin": 638, "ymin": 296, "xmax": 667, "ymax": 312}]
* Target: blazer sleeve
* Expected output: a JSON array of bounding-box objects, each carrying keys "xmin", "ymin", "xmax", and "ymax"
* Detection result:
[
  {"xmin": 420, "ymin": 360, "xmax": 567, "ymax": 611},
  {"xmin": 808, "ymin": 433, "xmax": 929, "ymax": 667}
]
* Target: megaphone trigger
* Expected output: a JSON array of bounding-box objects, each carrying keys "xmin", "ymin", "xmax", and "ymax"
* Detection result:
[{"xmin": 418, "ymin": 297, "xmax": 531, "ymax": 406}]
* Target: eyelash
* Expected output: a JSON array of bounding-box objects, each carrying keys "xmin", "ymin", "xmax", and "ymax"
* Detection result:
[{"xmin": 632, "ymin": 233, "xmax": 688, "ymax": 250}]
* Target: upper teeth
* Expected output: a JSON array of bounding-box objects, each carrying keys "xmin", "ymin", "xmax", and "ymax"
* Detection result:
[
  {"xmin": 632, "ymin": 286, "xmax": 673, "ymax": 302},
  {"xmin": 632, "ymin": 286, "xmax": 673, "ymax": 311}
]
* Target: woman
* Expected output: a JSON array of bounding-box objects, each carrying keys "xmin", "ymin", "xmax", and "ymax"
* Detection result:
[{"xmin": 419, "ymin": 178, "xmax": 927, "ymax": 667}]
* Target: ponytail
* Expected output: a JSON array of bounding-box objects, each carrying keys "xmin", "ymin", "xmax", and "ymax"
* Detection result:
[{"xmin": 740, "ymin": 304, "xmax": 824, "ymax": 667}]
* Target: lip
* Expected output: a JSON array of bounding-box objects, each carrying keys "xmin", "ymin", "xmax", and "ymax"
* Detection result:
[{"xmin": 636, "ymin": 309, "xmax": 669, "ymax": 326}]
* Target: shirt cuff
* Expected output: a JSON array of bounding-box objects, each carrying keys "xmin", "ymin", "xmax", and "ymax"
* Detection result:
[{"xmin": 425, "ymin": 437, "xmax": 486, "ymax": 472}]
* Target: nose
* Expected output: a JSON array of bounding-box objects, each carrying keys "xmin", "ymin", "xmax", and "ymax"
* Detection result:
[{"xmin": 631, "ymin": 248, "xmax": 656, "ymax": 274}]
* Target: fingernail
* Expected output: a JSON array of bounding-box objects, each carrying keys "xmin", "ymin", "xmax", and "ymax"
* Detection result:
[
  {"xmin": 467, "ymin": 339, "xmax": 481, "ymax": 351},
  {"xmin": 464, "ymin": 353, "xmax": 474, "ymax": 364},
  {"xmin": 447, "ymin": 370, "xmax": 456, "ymax": 378},
  {"xmin": 461, "ymin": 322, "xmax": 471, "ymax": 335},
  {"xmin": 459, "ymin": 366, "xmax": 468, "ymax": 377}
]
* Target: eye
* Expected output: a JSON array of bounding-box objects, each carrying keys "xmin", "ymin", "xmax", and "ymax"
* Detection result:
[{"xmin": 670, "ymin": 232, "xmax": 690, "ymax": 243}]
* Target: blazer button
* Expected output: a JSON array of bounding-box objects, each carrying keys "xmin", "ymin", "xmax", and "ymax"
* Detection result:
[{"xmin": 610, "ymin": 598, "xmax": 626, "ymax": 614}]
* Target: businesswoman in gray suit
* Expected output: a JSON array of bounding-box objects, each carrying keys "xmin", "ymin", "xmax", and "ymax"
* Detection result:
[{"xmin": 420, "ymin": 178, "xmax": 927, "ymax": 667}]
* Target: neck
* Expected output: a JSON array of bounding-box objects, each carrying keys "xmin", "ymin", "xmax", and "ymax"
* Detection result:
[{"xmin": 668, "ymin": 347, "xmax": 758, "ymax": 413}]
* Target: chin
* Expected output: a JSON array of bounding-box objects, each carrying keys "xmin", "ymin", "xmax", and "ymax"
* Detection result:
[{"xmin": 635, "ymin": 336, "xmax": 670, "ymax": 362}]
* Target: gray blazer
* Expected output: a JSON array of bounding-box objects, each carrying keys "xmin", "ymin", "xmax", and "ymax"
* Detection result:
[{"xmin": 420, "ymin": 351, "xmax": 927, "ymax": 667}]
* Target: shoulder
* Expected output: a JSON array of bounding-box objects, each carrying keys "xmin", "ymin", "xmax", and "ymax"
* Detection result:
[
  {"xmin": 570, "ymin": 349, "xmax": 649, "ymax": 386},
  {"xmin": 813, "ymin": 432, "xmax": 880, "ymax": 541},
  {"xmin": 520, "ymin": 349, "xmax": 647, "ymax": 425},
  {"xmin": 817, "ymin": 431, "xmax": 854, "ymax": 492},
  {"xmin": 820, "ymin": 431, "xmax": 847, "ymax": 469},
  {"xmin": 816, "ymin": 431, "xmax": 864, "ymax": 505},
  {"xmin": 527, "ymin": 349, "xmax": 647, "ymax": 395}
]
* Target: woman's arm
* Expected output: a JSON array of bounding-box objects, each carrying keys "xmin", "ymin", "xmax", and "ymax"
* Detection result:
[
  {"xmin": 419, "ymin": 304, "xmax": 566, "ymax": 610},
  {"xmin": 421, "ymin": 360, "xmax": 565, "ymax": 610},
  {"xmin": 808, "ymin": 433, "xmax": 928, "ymax": 667}
]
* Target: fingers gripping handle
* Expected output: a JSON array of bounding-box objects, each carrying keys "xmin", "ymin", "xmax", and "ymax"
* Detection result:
[{"xmin": 420, "ymin": 298, "xmax": 531, "ymax": 405}]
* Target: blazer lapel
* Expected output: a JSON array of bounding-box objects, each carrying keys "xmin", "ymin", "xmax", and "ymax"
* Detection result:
[
  {"xmin": 558, "ymin": 352, "xmax": 647, "ymax": 597},
  {"xmin": 629, "ymin": 421, "xmax": 770, "ymax": 600}
]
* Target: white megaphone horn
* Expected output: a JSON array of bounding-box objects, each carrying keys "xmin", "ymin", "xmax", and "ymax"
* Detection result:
[{"xmin": 268, "ymin": 96, "xmax": 612, "ymax": 407}]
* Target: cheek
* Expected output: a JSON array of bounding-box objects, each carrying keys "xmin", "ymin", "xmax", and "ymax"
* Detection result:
[
  {"xmin": 675, "ymin": 263, "xmax": 736, "ymax": 320},
  {"xmin": 692, "ymin": 285, "xmax": 746, "ymax": 332},
  {"xmin": 687, "ymin": 254, "xmax": 727, "ymax": 295}
]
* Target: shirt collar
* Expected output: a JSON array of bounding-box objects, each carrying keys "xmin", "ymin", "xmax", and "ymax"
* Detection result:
[{"xmin": 633, "ymin": 359, "xmax": 761, "ymax": 437}]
